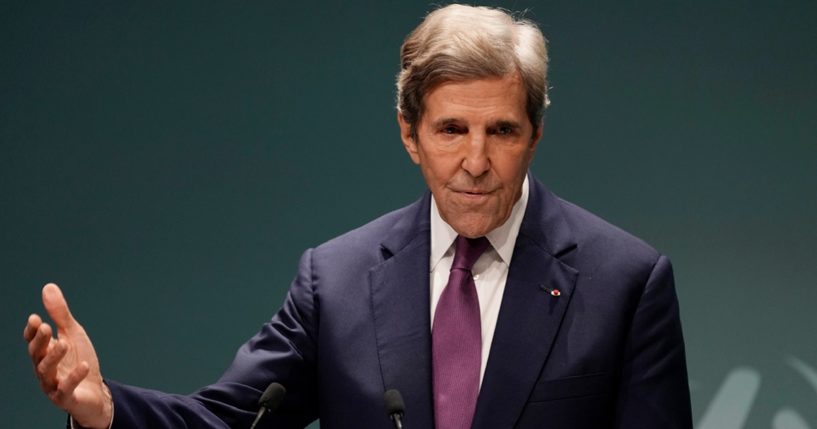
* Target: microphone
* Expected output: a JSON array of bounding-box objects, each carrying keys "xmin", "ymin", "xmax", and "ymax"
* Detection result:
[
  {"xmin": 384, "ymin": 389, "xmax": 405, "ymax": 429},
  {"xmin": 249, "ymin": 382, "xmax": 286, "ymax": 429}
]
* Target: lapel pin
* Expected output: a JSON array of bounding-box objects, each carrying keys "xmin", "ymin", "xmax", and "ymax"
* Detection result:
[{"xmin": 540, "ymin": 285, "xmax": 561, "ymax": 297}]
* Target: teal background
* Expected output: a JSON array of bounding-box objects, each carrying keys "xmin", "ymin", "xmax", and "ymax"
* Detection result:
[{"xmin": 2, "ymin": 1, "xmax": 816, "ymax": 427}]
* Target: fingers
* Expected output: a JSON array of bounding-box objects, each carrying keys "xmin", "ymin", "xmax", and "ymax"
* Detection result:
[
  {"xmin": 42, "ymin": 283, "xmax": 77, "ymax": 332},
  {"xmin": 61, "ymin": 361, "xmax": 90, "ymax": 396},
  {"xmin": 37, "ymin": 339, "xmax": 68, "ymax": 388},
  {"xmin": 28, "ymin": 322, "xmax": 53, "ymax": 364},
  {"xmin": 34, "ymin": 340, "xmax": 91, "ymax": 407},
  {"xmin": 49, "ymin": 361, "xmax": 90, "ymax": 406},
  {"xmin": 23, "ymin": 313, "xmax": 42, "ymax": 341}
]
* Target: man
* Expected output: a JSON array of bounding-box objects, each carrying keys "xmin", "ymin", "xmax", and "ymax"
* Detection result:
[{"xmin": 24, "ymin": 4, "xmax": 692, "ymax": 428}]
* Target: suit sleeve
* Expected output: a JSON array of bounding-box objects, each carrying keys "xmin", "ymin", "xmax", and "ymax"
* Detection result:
[
  {"xmin": 104, "ymin": 249, "xmax": 320, "ymax": 429},
  {"xmin": 613, "ymin": 255, "xmax": 693, "ymax": 429}
]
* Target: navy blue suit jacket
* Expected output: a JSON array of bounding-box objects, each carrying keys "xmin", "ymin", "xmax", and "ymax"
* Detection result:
[{"xmin": 104, "ymin": 176, "xmax": 692, "ymax": 428}]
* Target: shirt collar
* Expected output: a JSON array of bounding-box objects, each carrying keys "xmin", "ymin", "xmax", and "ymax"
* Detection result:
[{"xmin": 430, "ymin": 175, "xmax": 529, "ymax": 270}]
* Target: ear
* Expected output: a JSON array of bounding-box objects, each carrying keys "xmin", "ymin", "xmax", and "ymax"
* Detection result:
[
  {"xmin": 528, "ymin": 120, "xmax": 544, "ymax": 153},
  {"xmin": 397, "ymin": 112, "xmax": 420, "ymax": 165}
]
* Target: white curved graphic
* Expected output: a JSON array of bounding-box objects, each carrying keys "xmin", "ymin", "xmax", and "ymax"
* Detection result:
[
  {"xmin": 697, "ymin": 367, "xmax": 761, "ymax": 429},
  {"xmin": 788, "ymin": 356, "xmax": 817, "ymax": 396},
  {"xmin": 694, "ymin": 358, "xmax": 817, "ymax": 428},
  {"xmin": 773, "ymin": 408, "xmax": 811, "ymax": 429}
]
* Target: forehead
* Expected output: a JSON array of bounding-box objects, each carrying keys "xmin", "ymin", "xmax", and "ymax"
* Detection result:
[{"xmin": 421, "ymin": 74, "xmax": 528, "ymax": 123}]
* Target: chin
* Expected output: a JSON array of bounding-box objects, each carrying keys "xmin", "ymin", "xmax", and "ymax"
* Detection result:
[{"xmin": 450, "ymin": 218, "xmax": 497, "ymax": 238}]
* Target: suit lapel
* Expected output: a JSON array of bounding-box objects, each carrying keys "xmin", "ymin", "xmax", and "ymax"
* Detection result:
[
  {"xmin": 369, "ymin": 178, "xmax": 578, "ymax": 429},
  {"xmin": 472, "ymin": 177, "xmax": 579, "ymax": 429},
  {"xmin": 369, "ymin": 194, "xmax": 435, "ymax": 428}
]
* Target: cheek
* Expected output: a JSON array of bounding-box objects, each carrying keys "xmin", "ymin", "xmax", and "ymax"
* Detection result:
[
  {"xmin": 492, "ymin": 154, "xmax": 529, "ymax": 182},
  {"xmin": 420, "ymin": 153, "xmax": 458, "ymax": 183},
  {"xmin": 492, "ymin": 151, "xmax": 531, "ymax": 197},
  {"xmin": 419, "ymin": 161, "xmax": 447, "ymax": 190}
]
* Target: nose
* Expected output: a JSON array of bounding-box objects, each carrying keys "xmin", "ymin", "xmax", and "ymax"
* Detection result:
[{"xmin": 461, "ymin": 132, "xmax": 490, "ymax": 177}]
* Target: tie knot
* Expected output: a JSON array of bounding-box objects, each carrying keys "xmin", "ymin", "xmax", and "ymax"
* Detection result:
[{"xmin": 451, "ymin": 235, "xmax": 490, "ymax": 271}]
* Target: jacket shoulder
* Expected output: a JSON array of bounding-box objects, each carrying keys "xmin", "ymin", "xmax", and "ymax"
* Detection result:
[
  {"xmin": 310, "ymin": 197, "xmax": 426, "ymax": 264},
  {"xmin": 555, "ymin": 196, "xmax": 664, "ymax": 273}
]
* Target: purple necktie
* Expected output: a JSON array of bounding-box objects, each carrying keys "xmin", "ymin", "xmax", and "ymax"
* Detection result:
[{"xmin": 432, "ymin": 235, "xmax": 490, "ymax": 429}]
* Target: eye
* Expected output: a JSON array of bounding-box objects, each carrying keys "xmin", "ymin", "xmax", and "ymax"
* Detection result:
[
  {"xmin": 440, "ymin": 125, "xmax": 463, "ymax": 135},
  {"xmin": 489, "ymin": 125, "xmax": 517, "ymax": 136},
  {"xmin": 497, "ymin": 126, "xmax": 514, "ymax": 135}
]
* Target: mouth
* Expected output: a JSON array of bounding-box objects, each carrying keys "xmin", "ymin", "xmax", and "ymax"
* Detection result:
[{"xmin": 453, "ymin": 189, "xmax": 495, "ymax": 199}]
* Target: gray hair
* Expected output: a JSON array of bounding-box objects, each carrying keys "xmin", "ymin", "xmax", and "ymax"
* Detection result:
[{"xmin": 396, "ymin": 4, "xmax": 549, "ymax": 138}]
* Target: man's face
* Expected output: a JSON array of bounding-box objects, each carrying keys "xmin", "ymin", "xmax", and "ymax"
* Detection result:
[{"xmin": 399, "ymin": 73, "xmax": 542, "ymax": 238}]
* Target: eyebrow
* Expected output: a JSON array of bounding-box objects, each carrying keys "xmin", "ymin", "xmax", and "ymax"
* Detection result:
[
  {"xmin": 429, "ymin": 118, "xmax": 523, "ymax": 129},
  {"xmin": 492, "ymin": 120, "xmax": 522, "ymax": 130},
  {"xmin": 430, "ymin": 118, "xmax": 463, "ymax": 128}
]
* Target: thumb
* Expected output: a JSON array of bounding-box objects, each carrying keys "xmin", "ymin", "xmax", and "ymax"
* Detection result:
[{"xmin": 42, "ymin": 283, "xmax": 78, "ymax": 332}]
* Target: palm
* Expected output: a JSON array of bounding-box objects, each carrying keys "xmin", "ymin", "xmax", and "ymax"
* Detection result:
[{"xmin": 55, "ymin": 325, "xmax": 101, "ymax": 403}]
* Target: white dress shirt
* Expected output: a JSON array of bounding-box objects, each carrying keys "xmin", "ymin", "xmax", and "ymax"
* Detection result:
[{"xmin": 429, "ymin": 176, "xmax": 529, "ymax": 386}]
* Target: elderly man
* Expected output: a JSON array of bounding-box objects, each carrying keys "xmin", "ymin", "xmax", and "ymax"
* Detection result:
[{"xmin": 24, "ymin": 4, "xmax": 692, "ymax": 429}]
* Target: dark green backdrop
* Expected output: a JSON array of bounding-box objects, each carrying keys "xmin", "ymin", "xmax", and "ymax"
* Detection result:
[{"xmin": 3, "ymin": 1, "xmax": 816, "ymax": 427}]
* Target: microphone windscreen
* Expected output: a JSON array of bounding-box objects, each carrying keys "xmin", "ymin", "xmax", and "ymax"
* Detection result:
[
  {"xmin": 384, "ymin": 389, "xmax": 405, "ymax": 415},
  {"xmin": 259, "ymin": 382, "xmax": 286, "ymax": 411}
]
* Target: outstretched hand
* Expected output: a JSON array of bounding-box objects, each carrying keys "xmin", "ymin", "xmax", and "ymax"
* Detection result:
[{"xmin": 23, "ymin": 283, "xmax": 113, "ymax": 429}]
